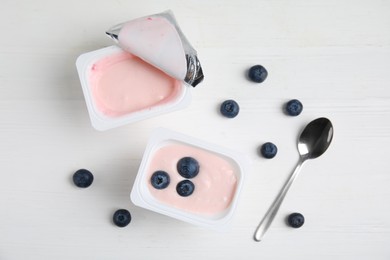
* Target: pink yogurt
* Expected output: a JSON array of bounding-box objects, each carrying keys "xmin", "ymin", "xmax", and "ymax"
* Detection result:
[
  {"xmin": 88, "ymin": 51, "xmax": 182, "ymax": 117},
  {"xmin": 145, "ymin": 142, "xmax": 239, "ymax": 217}
]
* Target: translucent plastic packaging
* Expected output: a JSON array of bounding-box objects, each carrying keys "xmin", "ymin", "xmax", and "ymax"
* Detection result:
[{"xmin": 131, "ymin": 128, "xmax": 248, "ymax": 231}]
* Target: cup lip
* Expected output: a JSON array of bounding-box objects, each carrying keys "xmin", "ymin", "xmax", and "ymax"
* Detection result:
[
  {"xmin": 75, "ymin": 45, "xmax": 191, "ymax": 131},
  {"xmin": 131, "ymin": 128, "xmax": 249, "ymax": 231}
]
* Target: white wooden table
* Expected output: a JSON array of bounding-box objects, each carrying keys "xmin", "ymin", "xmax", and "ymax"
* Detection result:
[{"xmin": 1, "ymin": 1, "xmax": 389, "ymax": 259}]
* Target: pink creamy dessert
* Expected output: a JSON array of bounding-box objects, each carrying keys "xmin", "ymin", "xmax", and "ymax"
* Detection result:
[
  {"xmin": 145, "ymin": 142, "xmax": 239, "ymax": 216},
  {"xmin": 77, "ymin": 11, "xmax": 202, "ymax": 130},
  {"xmin": 88, "ymin": 51, "xmax": 182, "ymax": 117}
]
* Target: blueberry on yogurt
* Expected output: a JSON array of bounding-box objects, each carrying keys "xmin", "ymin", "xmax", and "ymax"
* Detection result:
[
  {"xmin": 260, "ymin": 142, "xmax": 278, "ymax": 159},
  {"xmin": 113, "ymin": 209, "xmax": 132, "ymax": 227},
  {"xmin": 176, "ymin": 180, "xmax": 195, "ymax": 197},
  {"xmin": 220, "ymin": 99, "xmax": 240, "ymax": 118},
  {"xmin": 285, "ymin": 99, "xmax": 303, "ymax": 116},
  {"xmin": 177, "ymin": 157, "xmax": 199, "ymax": 178},
  {"xmin": 151, "ymin": 171, "xmax": 170, "ymax": 189},
  {"xmin": 248, "ymin": 65, "xmax": 268, "ymax": 83},
  {"xmin": 72, "ymin": 169, "xmax": 94, "ymax": 188}
]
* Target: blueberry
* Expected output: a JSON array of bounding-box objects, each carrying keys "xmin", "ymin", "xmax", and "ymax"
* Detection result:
[
  {"xmin": 72, "ymin": 169, "xmax": 94, "ymax": 188},
  {"xmin": 151, "ymin": 171, "xmax": 170, "ymax": 189},
  {"xmin": 287, "ymin": 213, "xmax": 305, "ymax": 228},
  {"xmin": 260, "ymin": 142, "xmax": 278, "ymax": 159},
  {"xmin": 220, "ymin": 100, "xmax": 240, "ymax": 118},
  {"xmin": 285, "ymin": 99, "xmax": 303, "ymax": 116},
  {"xmin": 176, "ymin": 180, "xmax": 195, "ymax": 197},
  {"xmin": 248, "ymin": 65, "xmax": 268, "ymax": 83},
  {"xmin": 177, "ymin": 157, "xmax": 199, "ymax": 179},
  {"xmin": 113, "ymin": 209, "xmax": 131, "ymax": 227}
]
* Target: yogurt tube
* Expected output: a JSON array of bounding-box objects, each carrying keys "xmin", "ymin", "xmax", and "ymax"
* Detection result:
[{"xmin": 131, "ymin": 128, "xmax": 248, "ymax": 231}]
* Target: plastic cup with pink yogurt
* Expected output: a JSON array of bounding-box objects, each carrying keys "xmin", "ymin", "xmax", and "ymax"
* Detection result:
[
  {"xmin": 131, "ymin": 129, "xmax": 248, "ymax": 230},
  {"xmin": 76, "ymin": 11, "xmax": 203, "ymax": 130}
]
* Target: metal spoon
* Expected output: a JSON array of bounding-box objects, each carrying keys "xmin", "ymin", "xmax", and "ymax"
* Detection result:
[{"xmin": 254, "ymin": 117, "xmax": 334, "ymax": 242}]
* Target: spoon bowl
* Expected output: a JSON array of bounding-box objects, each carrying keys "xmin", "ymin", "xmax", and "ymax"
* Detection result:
[
  {"xmin": 254, "ymin": 117, "xmax": 333, "ymax": 242},
  {"xmin": 298, "ymin": 117, "xmax": 333, "ymax": 160}
]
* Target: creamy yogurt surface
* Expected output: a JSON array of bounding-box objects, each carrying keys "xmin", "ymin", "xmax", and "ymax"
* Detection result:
[
  {"xmin": 145, "ymin": 142, "xmax": 239, "ymax": 216},
  {"xmin": 88, "ymin": 51, "xmax": 182, "ymax": 117}
]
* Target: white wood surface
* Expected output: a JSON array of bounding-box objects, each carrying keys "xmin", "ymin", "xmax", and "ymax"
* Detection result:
[{"xmin": 1, "ymin": 0, "xmax": 390, "ymax": 259}]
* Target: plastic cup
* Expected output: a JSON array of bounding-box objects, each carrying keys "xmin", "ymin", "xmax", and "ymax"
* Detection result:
[
  {"xmin": 76, "ymin": 46, "xmax": 191, "ymax": 131},
  {"xmin": 131, "ymin": 128, "xmax": 248, "ymax": 231}
]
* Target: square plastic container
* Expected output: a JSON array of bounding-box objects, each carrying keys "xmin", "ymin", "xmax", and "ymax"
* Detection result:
[
  {"xmin": 76, "ymin": 46, "xmax": 191, "ymax": 131},
  {"xmin": 131, "ymin": 128, "xmax": 248, "ymax": 231}
]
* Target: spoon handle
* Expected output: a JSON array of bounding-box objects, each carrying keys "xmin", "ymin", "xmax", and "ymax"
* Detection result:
[{"xmin": 254, "ymin": 158, "xmax": 305, "ymax": 242}]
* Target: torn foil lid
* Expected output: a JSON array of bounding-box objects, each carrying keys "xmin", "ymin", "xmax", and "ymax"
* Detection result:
[{"xmin": 106, "ymin": 10, "xmax": 204, "ymax": 87}]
